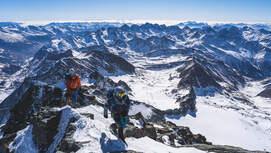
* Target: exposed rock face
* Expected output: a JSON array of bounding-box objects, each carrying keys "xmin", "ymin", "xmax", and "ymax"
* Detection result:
[
  {"xmin": 257, "ymin": 88, "xmax": 271, "ymax": 98},
  {"xmin": 56, "ymin": 116, "xmax": 83, "ymax": 153},
  {"xmin": 117, "ymin": 80, "xmax": 132, "ymax": 92},
  {"xmin": 177, "ymin": 58, "xmax": 222, "ymax": 89},
  {"xmin": 125, "ymin": 123, "xmax": 157, "ymax": 140},
  {"xmin": 86, "ymin": 50, "xmax": 135, "ymax": 74},
  {"xmin": 123, "ymin": 113, "xmax": 267, "ymax": 153},
  {"xmin": 0, "ymin": 81, "xmax": 89, "ymax": 153},
  {"xmin": 0, "ymin": 79, "xmax": 33, "ymax": 125},
  {"xmin": 125, "ymin": 113, "xmax": 211, "ymax": 147},
  {"xmin": 0, "ymin": 105, "xmax": 72, "ymax": 153},
  {"xmin": 159, "ymin": 121, "xmax": 210, "ymax": 146},
  {"xmin": 1, "ymin": 83, "xmax": 39, "ymax": 136},
  {"xmin": 32, "ymin": 108, "xmax": 62, "ymax": 152},
  {"xmin": 177, "ymin": 86, "xmax": 196, "ymax": 114},
  {"xmin": 28, "ymin": 49, "xmax": 135, "ymax": 86}
]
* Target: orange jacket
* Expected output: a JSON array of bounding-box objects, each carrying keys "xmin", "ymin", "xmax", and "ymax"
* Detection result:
[{"xmin": 66, "ymin": 75, "xmax": 81, "ymax": 92}]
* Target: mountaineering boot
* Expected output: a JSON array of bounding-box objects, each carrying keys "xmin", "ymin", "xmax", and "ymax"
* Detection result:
[
  {"xmin": 118, "ymin": 127, "xmax": 127, "ymax": 145},
  {"xmin": 110, "ymin": 123, "xmax": 118, "ymax": 136}
]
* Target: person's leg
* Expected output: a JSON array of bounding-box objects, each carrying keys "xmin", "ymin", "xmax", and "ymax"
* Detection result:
[
  {"xmin": 67, "ymin": 91, "xmax": 73, "ymax": 106},
  {"xmin": 68, "ymin": 95, "xmax": 72, "ymax": 106},
  {"xmin": 114, "ymin": 116, "xmax": 127, "ymax": 141},
  {"xmin": 72, "ymin": 89, "xmax": 78, "ymax": 108},
  {"xmin": 113, "ymin": 116, "xmax": 121, "ymax": 128},
  {"xmin": 118, "ymin": 126, "xmax": 124, "ymax": 140},
  {"xmin": 110, "ymin": 123, "xmax": 118, "ymax": 135},
  {"xmin": 120, "ymin": 116, "xmax": 128, "ymax": 129},
  {"xmin": 110, "ymin": 116, "xmax": 121, "ymax": 135}
]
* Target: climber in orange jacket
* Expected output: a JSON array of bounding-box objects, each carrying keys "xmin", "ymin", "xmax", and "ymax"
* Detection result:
[{"xmin": 65, "ymin": 68, "xmax": 81, "ymax": 108}]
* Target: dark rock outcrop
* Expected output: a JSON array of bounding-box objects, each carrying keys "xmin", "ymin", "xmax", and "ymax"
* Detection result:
[
  {"xmin": 32, "ymin": 108, "xmax": 62, "ymax": 152},
  {"xmin": 257, "ymin": 88, "xmax": 271, "ymax": 98},
  {"xmin": 125, "ymin": 113, "xmax": 210, "ymax": 146},
  {"xmin": 0, "ymin": 80, "xmax": 94, "ymax": 153},
  {"xmin": 177, "ymin": 59, "xmax": 222, "ymax": 89},
  {"xmin": 56, "ymin": 116, "xmax": 83, "ymax": 153}
]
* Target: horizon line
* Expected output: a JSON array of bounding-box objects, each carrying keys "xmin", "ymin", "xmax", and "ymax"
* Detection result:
[{"xmin": 0, "ymin": 19, "xmax": 271, "ymax": 26}]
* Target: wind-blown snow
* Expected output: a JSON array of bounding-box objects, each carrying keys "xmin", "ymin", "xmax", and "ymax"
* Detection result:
[{"xmin": 8, "ymin": 125, "xmax": 38, "ymax": 153}]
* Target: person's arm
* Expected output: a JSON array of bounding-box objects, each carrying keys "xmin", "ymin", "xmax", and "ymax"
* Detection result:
[
  {"xmin": 104, "ymin": 89, "xmax": 114, "ymax": 118},
  {"xmin": 77, "ymin": 76, "xmax": 82, "ymax": 89},
  {"xmin": 107, "ymin": 89, "xmax": 115, "ymax": 107},
  {"xmin": 124, "ymin": 96, "xmax": 131, "ymax": 116}
]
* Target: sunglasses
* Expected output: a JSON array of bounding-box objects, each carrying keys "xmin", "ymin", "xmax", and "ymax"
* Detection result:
[{"xmin": 118, "ymin": 92, "xmax": 125, "ymax": 98}]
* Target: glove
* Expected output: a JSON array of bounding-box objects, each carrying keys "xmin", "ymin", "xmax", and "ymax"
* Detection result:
[{"xmin": 104, "ymin": 113, "xmax": 108, "ymax": 118}]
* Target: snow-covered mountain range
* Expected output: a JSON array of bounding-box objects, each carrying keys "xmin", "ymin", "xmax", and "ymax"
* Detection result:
[{"xmin": 0, "ymin": 21, "xmax": 271, "ymax": 153}]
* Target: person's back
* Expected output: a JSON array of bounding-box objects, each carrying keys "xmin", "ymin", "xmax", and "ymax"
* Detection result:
[
  {"xmin": 65, "ymin": 68, "xmax": 81, "ymax": 108},
  {"xmin": 66, "ymin": 74, "xmax": 81, "ymax": 91}
]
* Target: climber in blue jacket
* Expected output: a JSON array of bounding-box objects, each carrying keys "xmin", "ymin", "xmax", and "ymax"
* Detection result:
[{"xmin": 104, "ymin": 87, "xmax": 131, "ymax": 143}]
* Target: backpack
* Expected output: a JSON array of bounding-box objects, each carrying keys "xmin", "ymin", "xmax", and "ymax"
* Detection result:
[{"xmin": 66, "ymin": 75, "xmax": 80, "ymax": 90}]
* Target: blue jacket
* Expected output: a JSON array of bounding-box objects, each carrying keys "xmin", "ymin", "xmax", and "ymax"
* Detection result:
[{"xmin": 105, "ymin": 88, "xmax": 131, "ymax": 116}]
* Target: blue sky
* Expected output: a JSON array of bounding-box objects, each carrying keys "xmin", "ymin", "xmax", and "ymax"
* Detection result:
[{"xmin": 0, "ymin": 0, "xmax": 271, "ymax": 23}]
